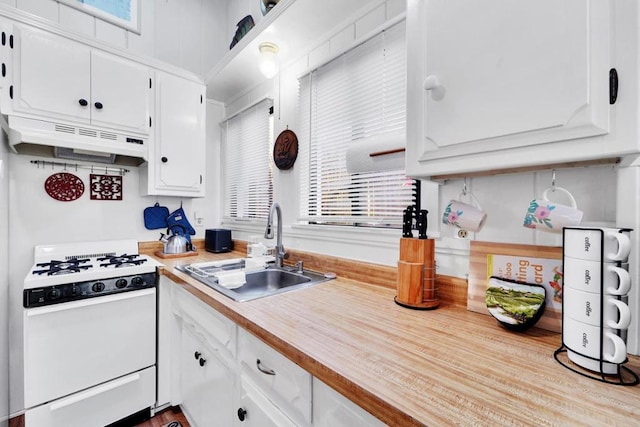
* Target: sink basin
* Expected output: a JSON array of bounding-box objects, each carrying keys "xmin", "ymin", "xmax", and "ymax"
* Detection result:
[{"xmin": 176, "ymin": 263, "xmax": 333, "ymax": 302}]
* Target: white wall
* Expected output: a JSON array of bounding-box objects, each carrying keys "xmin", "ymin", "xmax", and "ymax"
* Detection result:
[{"xmin": 0, "ymin": 0, "xmax": 228, "ymax": 77}]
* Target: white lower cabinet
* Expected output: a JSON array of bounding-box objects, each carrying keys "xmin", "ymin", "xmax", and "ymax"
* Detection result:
[
  {"xmin": 180, "ymin": 321, "xmax": 236, "ymax": 427},
  {"xmin": 236, "ymin": 376, "xmax": 297, "ymax": 427},
  {"xmin": 164, "ymin": 279, "xmax": 384, "ymax": 426},
  {"xmin": 237, "ymin": 328, "xmax": 312, "ymax": 426},
  {"xmin": 313, "ymin": 379, "xmax": 386, "ymax": 427}
]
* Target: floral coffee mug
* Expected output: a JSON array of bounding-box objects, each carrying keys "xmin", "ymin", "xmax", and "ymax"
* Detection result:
[
  {"xmin": 442, "ymin": 192, "xmax": 487, "ymax": 233},
  {"xmin": 523, "ymin": 187, "xmax": 583, "ymax": 233}
]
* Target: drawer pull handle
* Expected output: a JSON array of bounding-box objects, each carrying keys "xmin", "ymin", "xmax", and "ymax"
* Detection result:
[
  {"xmin": 199, "ymin": 357, "xmax": 206, "ymax": 367},
  {"xmin": 194, "ymin": 351, "xmax": 201, "ymax": 360},
  {"xmin": 256, "ymin": 359, "xmax": 275, "ymax": 375}
]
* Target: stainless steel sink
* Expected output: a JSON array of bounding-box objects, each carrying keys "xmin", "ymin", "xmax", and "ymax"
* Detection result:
[{"xmin": 175, "ymin": 262, "xmax": 334, "ymax": 302}]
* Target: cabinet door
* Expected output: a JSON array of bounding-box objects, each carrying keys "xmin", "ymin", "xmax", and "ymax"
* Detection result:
[
  {"xmin": 236, "ymin": 376, "xmax": 297, "ymax": 427},
  {"xmin": 90, "ymin": 50, "xmax": 151, "ymax": 134},
  {"xmin": 153, "ymin": 72, "xmax": 205, "ymax": 195},
  {"xmin": 13, "ymin": 26, "xmax": 91, "ymax": 123},
  {"xmin": 406, "ymin": 0, "xmax": 618, "ymax": 177},
  {"xmin": 180, "ymin": 322, "xmax": 235, "ymax": 427}
]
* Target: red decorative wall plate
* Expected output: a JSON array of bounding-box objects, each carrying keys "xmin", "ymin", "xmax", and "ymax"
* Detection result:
[{"xmin": 44, "ymin": 172, "xmax": 85, "ymax": 202}]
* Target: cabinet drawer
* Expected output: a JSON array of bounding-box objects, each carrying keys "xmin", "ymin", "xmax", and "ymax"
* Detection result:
[
  {"xmin": 25, "ymin": 367, "xmax": 155, "ymax": 427},
  {"xmin": 172, "ymin": 284, "xmax": 236, "ymax": 358},
  {"xmin": 238, "ymin": 376, "xmax": 297, "ymax": 427},
  {"xmin": 238, "ymin": 328, "xmax": 312, "ymax": 426},
  {"xmin": 313, "ymin": 378, "xmax": 385, "ymax": 427}
]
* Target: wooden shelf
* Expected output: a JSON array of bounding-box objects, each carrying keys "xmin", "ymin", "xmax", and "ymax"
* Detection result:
[{"xmin": 428, "ymin": 157, "xmax": 620, "ymax": 181}]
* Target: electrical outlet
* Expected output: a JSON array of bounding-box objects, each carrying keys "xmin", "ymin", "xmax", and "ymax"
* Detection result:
[
  {"xmin": 456, "ymin": 229, "xmax": 469, "ymax": 239},
  {"xmin": 193, "ymin": 211, "xmax": 204, "ymax": 227}
]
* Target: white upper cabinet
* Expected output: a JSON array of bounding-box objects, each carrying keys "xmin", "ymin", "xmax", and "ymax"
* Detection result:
[
  {"xmin": 11, "ymin": 25, "xmax": 151, "ymax": 135},
  {"xmin": 140, "ymin": 71, "xmax": 205, "ymax": 197},
  {"xmin": 406, "ymin": 0, "xmax": 640, "ymax": 178},
  {"xmin": 89, "ymin": 51, "xmax": 151, "ymax": 134}
]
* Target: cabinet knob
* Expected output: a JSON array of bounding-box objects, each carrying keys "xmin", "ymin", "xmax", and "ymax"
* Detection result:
[
  {"xmin": 199, "ymin": 357, "xmax": 206, "ymax": 367},
  {"xmin": 161, "ymin": 157, "xmax": 168, "ymax": 163},
  {"xmin": 78, "ymin": 98, "xmax": 88, "ymax": 107},
  {"xmin": 237, "ymin": 408, "xmax": 247, "ymax": 422},
  {"xmin": 423, "ymin": 75, "xmax": 445, "ymax": 101},
  {"xmin": 194, "ymin": 351, "xmax": 201, "ymax": 360},
  {"xmin": 94, "ymin": 101, "xmax": 103, "ymax": 109}
]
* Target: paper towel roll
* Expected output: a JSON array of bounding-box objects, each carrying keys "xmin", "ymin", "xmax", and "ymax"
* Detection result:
[{"xmin": 346, "ymin": 133, "xmax": 405, "ymax": 174}]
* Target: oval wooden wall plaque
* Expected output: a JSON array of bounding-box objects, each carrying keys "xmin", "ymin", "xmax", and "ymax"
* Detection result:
[{"xmin": 273, "ymin": 129, "xmax": 298, "ymax": 170}]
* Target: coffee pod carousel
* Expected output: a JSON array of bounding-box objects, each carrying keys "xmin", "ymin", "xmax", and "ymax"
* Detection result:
[{"xmin": 554, "ymin": 227, "xmax": 639, "ymax": 385}]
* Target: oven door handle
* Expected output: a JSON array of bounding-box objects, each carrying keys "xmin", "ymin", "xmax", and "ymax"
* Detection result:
[
  {"xmin": 49, "ymin": 372, "xmax": 141, "ymax": 411},
  {"xmin": 25, "ymin": 288, "xmax": 156, "ymax": 317}
]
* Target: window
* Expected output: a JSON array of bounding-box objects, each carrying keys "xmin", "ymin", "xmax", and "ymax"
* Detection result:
[
  {"xmin": 222, "ymin": 99, "xmax": 274, "ymax": 221},
  {"xmin": 298, "ymin": 21, "xmax": 414, "ymax": 227},
  {"xmin": 57, "ymin": 0, "xmax": 141, "ymax": 33}
]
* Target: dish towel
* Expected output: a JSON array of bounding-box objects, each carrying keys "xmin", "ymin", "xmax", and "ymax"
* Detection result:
[{"xmin": 214, "ymin": 270, "xmax": 246, "ymax": 289}]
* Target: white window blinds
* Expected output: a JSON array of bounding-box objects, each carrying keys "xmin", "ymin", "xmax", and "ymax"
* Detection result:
[
  {"xmin": 298, "ymin": 21, "xmax": 413, "ymax": 226},
  {"xmin": 222, "ymin": 99, "xmax": 274, "ymax": 220}
]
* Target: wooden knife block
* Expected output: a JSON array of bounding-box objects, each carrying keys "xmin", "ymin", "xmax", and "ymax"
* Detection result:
[{"xmin": 395, "ymin": 238, "xmax": 439, "ymax": 309}]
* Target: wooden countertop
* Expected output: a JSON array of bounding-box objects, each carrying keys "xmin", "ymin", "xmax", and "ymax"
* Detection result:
[{"xmin": 148, "ymin": 248, "xmax": 640, "ymax": 426}]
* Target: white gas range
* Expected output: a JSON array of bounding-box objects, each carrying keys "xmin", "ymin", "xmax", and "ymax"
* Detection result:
[{"xmin": 22, "ymin": 239, "xmax": 160, "ymax": 427}]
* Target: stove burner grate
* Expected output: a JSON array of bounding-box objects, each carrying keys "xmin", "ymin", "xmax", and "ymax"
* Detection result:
[
  {"xmin": 33, "ymin": 259, "xmax": 91, "ymax": 276},
  {"xmin": 98, "ymin": 254, "xmax": 147, "ymax": 268}
]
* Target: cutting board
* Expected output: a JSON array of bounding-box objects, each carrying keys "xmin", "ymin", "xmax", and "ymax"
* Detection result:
[{"xmin": 468, "ymin": 241, "xmax": 563, "ymax": 333}]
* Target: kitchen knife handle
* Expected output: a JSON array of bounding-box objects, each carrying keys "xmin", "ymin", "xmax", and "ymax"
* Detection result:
[
  {"xmin": 402, "ymin": 208, "xmax": 413, "ymax": 238},
  {"xmin": 417, "ymin": 209, "xmax": 428, "ymax": 239}
]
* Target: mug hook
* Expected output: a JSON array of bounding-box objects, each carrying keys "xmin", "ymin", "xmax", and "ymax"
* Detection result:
[
  {"xmin": 462, "ymin": 179, "xmax": 468, "ymax": 196},
  {"xmin": 551, "ymin": 170, "xmax": 556, "ymax": 192}
]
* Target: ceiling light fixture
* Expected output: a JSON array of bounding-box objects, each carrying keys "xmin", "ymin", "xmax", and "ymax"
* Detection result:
[{"xmin": 258, "ymin": 42, "xmax": 279, "ymax": 79}]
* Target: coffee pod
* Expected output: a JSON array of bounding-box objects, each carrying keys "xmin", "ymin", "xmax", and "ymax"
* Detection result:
[
  {"xmin": 563, "ymin": 227, "xmax": 631, "ymax": 262},
  {"xmin": 563, "ymin": 256, "xmax": 631, "ymax": 295},
  {"xmin": 523, "ymin": 187, "xmax": 583, "ymax": 233},
  {"xmin": 563, "ymin": 287, "xmax": 631, "ymax": 329},
  {"xmin": 563, "ymin": 316, "xmax": 627, "ymax": 364}
]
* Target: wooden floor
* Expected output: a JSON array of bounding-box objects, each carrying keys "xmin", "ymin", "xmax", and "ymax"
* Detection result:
[{"xmin": 134, "ymin": 407, "xmax": 190, "ymax": 427}]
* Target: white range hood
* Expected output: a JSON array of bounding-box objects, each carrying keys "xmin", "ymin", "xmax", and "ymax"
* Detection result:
[{"xmin": 6, "ymin": 115, "xmax": 148, "ymax": 164}]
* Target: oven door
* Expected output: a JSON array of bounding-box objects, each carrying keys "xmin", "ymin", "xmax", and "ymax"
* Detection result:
[{"xmin": 24, "ymin": 288, "xmax": 156, "ymax": 408}]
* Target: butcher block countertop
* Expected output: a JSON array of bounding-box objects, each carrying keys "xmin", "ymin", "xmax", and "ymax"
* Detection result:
[{"xmin": 145, "ymin": 246, "xmax": 640, "ymax": 426}]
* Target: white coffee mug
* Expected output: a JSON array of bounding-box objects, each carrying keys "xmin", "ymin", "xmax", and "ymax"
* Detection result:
[
  {"xmin": 563, "ymin": 227, "xmax": 631, "ymax": 262},
  {"xmin": 563, "ymin": 316, "xmax": 627, "ymax": 364},
  {"xmin": 563, "ymin": 286, "xmax": 631, "ymax": 329},
  {"xmin": 442, "ymin": 192, "xmax": 487, "ymax": 233},
  {"xmin": 567, "ymin": 349, "xmax": 619, "ymax": 374},
  {"xmin": 523, "ymin": 187, "xmax": 583, "ymax": 233},
  {"xmin": 563, "ymin": 256, "xmax": 631, "ymax": 295}
]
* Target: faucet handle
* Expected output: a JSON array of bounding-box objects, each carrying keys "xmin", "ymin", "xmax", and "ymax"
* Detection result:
[{"xmin": 295, "ymin": 260, "xmax": 303, "ymax": 273}]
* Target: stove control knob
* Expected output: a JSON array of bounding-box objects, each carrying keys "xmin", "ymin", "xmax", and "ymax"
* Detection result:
[
  {"xmin": 70, "ymin": 285, "xmax": 79, "ymax": 297},
  {"xmin": 115, "ymin": 279, "xmax": 127, "ymax": 289},
  {"xmin": 92, "ymin": 282, "xmax": 105, "ymax": 292},
  {"xmin": 131, "ymin": 276, "xmax": 144, "ymax": 286},
  {"xmin": 47, "ymin": 288, "xmax": 61, "ymax": 300}
]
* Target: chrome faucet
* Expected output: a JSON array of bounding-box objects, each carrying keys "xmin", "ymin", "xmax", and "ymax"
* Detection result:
[{"xmin": 264, "ymin": 203, "xmax": 287, "ymax": 268}]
